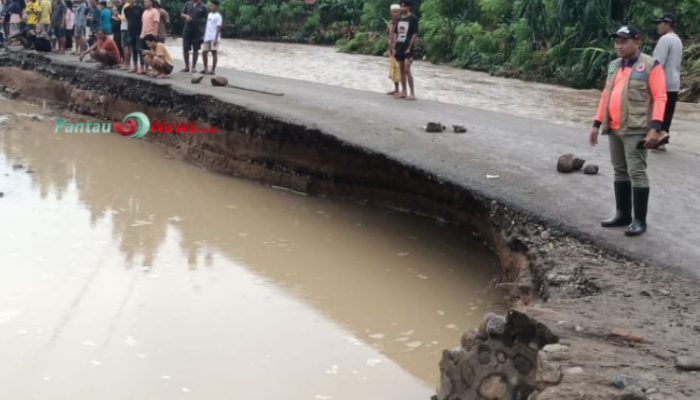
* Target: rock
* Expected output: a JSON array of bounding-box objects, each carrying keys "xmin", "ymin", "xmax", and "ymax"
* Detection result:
[
  {"xmin": 583, "ymin": 164, "xmax": 599, "ymax": 175},
  {"xmin": 659, "ymin": 289, "xmax": 670, "ymax": 296},
  {"xmin": 461, "ymin": 329, "xmax": 479, "ymax": 351},
  {"xmin": 12, "ymin": 164, "xmax": 24, "ymax": 170},
  {"xmin": 25, "ymin": 169, "xmax": 34, "ymax": 174},
  {"xmin": 453, "ymin": 125, "xmax": 467, "ymax": 133},
  {"xmin": 675, "ymin": 356, "xmax": 700, "ymax": 371},
  {"xmin": 477, "ymin": 344, "xmax": 492, "ymax": 365},
  {"xmin": 644, "ymin": 388, "xmax": 658, "ymax": 395},
  {"xmin": 565, "ymin": 367, "xmax": 583, "ymax": 375},
  {"xmin": 612, "ymin": 375, "xmax": 647, "ymax": 391},
  {"xmin": 461, "ymin": 363, "xmax": 476, "ymax": 388},
  {"xmin": 478, "ymin": 374, "xmax": 508, "ymax": 400},
  {"xmin": 487, "ymin": 315, "xmax": 506, "ymax": 338},
  {"xmin": 543, "ymin": 344, "xmax": 568, "ymax": 353},
  {"xmin": 425, "ymin": 122, "xmax": 446, "ymax": 133},
  {"xmin": 610, "ymin": 327, "xmax": 653, "ymax": 344},
  {"xmin": 619, "ymin": 387, "xmax": 646, "ymax": 400},
  {"xmin": 513, "ymin": 355, "xmax": 534, "ymax": 375},
  {"xmin": 540, "ymin": 231, "xmax": 551, "ymax": 240},
  {"xmin": 537, "ymin": 356, "xmax": 563, "ymax": 385},
  {"xmin": 575, "ymin": 325, "xmax": 584, "ymax": 333},
  {"xmin": 478, "ymin": 312, "xmax": 497, "ymax": 339},
  {"xmin": 211, "ymin": 76, "xmax": 229, "ymax": 87},
  {"xmin": 496, "ymin": 351, "xmax": 506, "ymax": 363},
  {"xmin": 557, "ymin": 154, "xmax": 585, "ymax": 173},
  {"xmin": 640, "ymin": 290, "xmax": 651, "ymax": 297},
  {"xmin": 0, "ymin": 192, "xmax": 4, "ymax": 198},
  {"xmin": 191, "ymin": 73, "xmax": 204, "ymax": 84}
]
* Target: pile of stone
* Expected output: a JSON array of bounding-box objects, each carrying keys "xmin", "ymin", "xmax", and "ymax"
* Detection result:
[{"xmin": 434, "ymin": 310, "xmax": 561, "ymax": 400}]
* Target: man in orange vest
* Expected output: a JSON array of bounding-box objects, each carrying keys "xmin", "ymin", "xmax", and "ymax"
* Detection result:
[{"xmin": 589, "ymin": 26, "xmax": 668, "ymax": 237}]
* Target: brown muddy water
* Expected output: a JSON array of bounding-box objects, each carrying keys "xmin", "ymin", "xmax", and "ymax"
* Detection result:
[{"xmin": 0, "ymin": 97, "xmax": 505, "ymax": 399}]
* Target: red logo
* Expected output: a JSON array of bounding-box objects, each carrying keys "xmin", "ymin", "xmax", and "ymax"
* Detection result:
[{"xmin": 114, "ymin": 118, "xmax": 139, "ymax": 137}]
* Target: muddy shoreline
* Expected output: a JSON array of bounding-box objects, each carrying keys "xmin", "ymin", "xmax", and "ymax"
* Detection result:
[{"xmin": 2, "ymin": 52, "xmax": 700, "ymax": 399}]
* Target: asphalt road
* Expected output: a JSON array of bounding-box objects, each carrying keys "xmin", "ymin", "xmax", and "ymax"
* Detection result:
[{"xmin": 16, "ymin": 53, "xmax": 700, "ymax": 278}]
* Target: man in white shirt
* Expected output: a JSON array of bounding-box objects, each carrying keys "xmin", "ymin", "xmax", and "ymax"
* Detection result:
[
  {"xmin": 652, "ymin": 13, "xmax": 683, "ymax": 151},
  {"xmin": 201, "ymin": 0, "xmax": 221, "ymax": 75}
]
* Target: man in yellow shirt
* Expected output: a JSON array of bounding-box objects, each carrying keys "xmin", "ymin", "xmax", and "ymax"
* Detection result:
[
  {"xmin": 24, "ymin": 0, "xmax": 41, "ymax": 31},
  {"xmin": 39, "ymin": 0, "xmax": 52, "ymax": 32}
]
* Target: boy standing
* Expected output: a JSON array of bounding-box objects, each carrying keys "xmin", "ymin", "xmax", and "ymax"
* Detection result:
[
  {"xmin": 201, "ymin": 0, "xmax": 221, "ymax": 75},
  {"xmin": 38, "ymin": 0, "xmax": 51, "ymax": 33},
  {"xmin": 180, "ymin": 0, "xmax": 207, "ymax": 72},
  {"xmin": 394, "ymin": 0, "xmax": 418, "ymax": 101},
  {"xmin": 386, "ymin": 4, "xmax": 401, "ymax": 95},
  {"xmin": 87, "ymin": 0, "xmax": 101, "ymax": 45}
]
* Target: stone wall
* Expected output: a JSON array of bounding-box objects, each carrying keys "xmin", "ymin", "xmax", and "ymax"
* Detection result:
[{"xmin": 435, "ymin": 310, "xmax": 560, "ymax": 400}]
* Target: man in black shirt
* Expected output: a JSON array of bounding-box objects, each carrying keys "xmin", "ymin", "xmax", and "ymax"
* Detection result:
[
  {"xmin": 180, "ymin": 0, "xmax": 206, "ymax": 72},
  {"xmin": 123, "ymin": 0, "xmax": 143, "ymax": 73},
  {"xmin": 393, "ymin": 0, "xmax": 418, "ymax": 100}
]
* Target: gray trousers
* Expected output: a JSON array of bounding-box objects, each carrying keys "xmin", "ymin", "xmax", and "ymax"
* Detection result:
[{"xmin": 608, "ymin": 131, "xmax": 649, "ymax": 188}]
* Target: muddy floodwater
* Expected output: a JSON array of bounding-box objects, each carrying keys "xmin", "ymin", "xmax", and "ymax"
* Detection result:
[
  {"xmin": 166, "ymin": 38, "xmax": 700, "ymax": 134},
  {"xmin": 0, "ymin": 98, "xmax": 504, "ymax": 399}
]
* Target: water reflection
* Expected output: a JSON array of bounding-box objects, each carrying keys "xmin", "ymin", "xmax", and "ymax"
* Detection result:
[{"xmin": 0, "ymin": 102, "xmax": 504, "ymax": 398}]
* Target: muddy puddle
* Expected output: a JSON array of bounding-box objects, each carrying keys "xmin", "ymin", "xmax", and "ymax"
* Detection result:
[{"xmin": 0, "ymin": 98, "xmax": 505, "ymax": 399}]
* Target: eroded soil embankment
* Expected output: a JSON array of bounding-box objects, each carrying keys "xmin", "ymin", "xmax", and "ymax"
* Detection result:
[{"xmin": 2, "ymin": 53, "xmax": 700, "ymax": 399}]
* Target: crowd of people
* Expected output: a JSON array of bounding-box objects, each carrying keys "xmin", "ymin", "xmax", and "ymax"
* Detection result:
[{"xmin": 1, "ymin": 0, "xmax": 223, "ymax": 78}]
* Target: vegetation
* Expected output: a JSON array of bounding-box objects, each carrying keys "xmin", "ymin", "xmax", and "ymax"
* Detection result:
[{"xmin": 336, "ymin": 0, "xmax": 700, "ymax": 90}]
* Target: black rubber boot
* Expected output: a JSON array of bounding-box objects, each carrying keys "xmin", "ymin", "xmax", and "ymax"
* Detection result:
[
  {"xmin": 601, "ymin": 181, "xmax": 632, "ymax": 227},
  {"xmin": 626, "ymin": 187, "xmax": 649, "ymax": 237}
]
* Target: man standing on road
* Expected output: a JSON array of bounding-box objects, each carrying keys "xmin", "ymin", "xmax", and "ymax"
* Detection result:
[
  {"xmin": 180, "ymin": 0, "xmax": 207, "ymax": 73},
  {"xmin": 51, "ymin": 0, "xmax": 67, "ymax": 53},
  {"xmin": 200, "ymin": 0, "xmax": 221, "ymax": 75},
  {"xmin": 154, "ymin": 0, "xmax": 167, "ymax": 43},
  {"xmin": 139, "ymin": 0, "xmax": 158, "ymax": 73},
  {"xmin": 72, "ymin": 0, "xmax": 86, "ymax": 53},
  {"xmin": 124, "ymin": 0, "xmax": 143, "ymax": 73},
  {"xmin": 38, "ymin": 0, "xmax": 51, "ymax": 34},
  {"xmin": 394, "ymin": 0, "xmax": 418, "ymax": 101},
  {"xmin": 117, "ymin": 0, "xmax": 129, "ymax": 68},
  {"xmin": 23, "ymin": 0, "xmax": 40, "ymax": 32},
  {"xmin": 589, "ymin": 26, "xmax": 668, "ymax": 237},
  {"xmin": 87, "ymin": 0, "xmax": 101, "ymax": 46},
  {"xmin": 386, "ymin": 4, "xmax": 401, "ymax": 96},
  {"xmin": 652, "ymin": 13, "xmax": 683, "ymax": 152}
]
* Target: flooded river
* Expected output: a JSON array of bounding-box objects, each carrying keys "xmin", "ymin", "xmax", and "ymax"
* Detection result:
[
  {"xmin": 0, "ymin": 98, "xmax": 504, "ymax": 399},
  {"xmin": 166, "ymin": 38, "xmax": 700, "ymax": 134}
]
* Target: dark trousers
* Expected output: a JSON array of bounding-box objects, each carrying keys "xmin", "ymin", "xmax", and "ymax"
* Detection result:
[
  {"xmin": 65, "ymin": 28, "xmax": 73, "ymax": 50},
  {"xmin": 662, "ymin": 91, "xmax": 678, "ymax": 136},
  {"xmin": 129, "ymin": 34, "xmax": 143, "ymax": 67},
  {"xmin": 113, "ymin": 29, "xmax": 123, "ymax": 59}
]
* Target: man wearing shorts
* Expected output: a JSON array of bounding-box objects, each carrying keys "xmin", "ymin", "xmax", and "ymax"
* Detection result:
[
  {"xmin": 38, "ymin": 0, "xmax": 51, "ymax": 33},
  {"xmin": 154, "ymin": 0, "xmax": 167, "ymax": 43},
  {"xmin": 393, "ymin": 0, "xmax": 418, "ymax": 101},
  {"xmin": 200, "ymin": 0, "xmax": 221, "ymax": 75},
  {"xmin": 50, "ymin": 0, "xmax": 67, "ymax": 52},
  {"xmin": 72, "ymin": 0, "xmax": 87, "ymax": 54},
  {"xmin": 180, "ymin": 0, "xmax": 206, "ymax": 73},
  {"xmin": 652, "ymin": 13, "xmax": 683, "ymax": 151},
  {"xmin": 118, "ymin": 0, "xmax": 129, "ymax": 68},
  {"xmin": 80, "ymin": 28, "xmax": 120, "ymax": 68},
  {"xmin": 386, "ymin": 4, "xmax": 401, "ymax": 96},
  {"xmin": 124, "ymin": 0, "xmax": 143, "ymax": 73},
  {"xmin": 142, "ymin": 33, "xmax": 172, "ymax": 78},
  {"xmin": 24, "ymin": 0, "xmax": 40, "ymax": 32}
]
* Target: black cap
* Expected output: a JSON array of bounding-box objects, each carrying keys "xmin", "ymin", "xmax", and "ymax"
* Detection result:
[
  {"xmin": 610, "ymin": 26, "xmax": 641, "ymax": 39},
  {"xmin": 651, "ymin": 13, "xmax": 676, "ymax": 24}
]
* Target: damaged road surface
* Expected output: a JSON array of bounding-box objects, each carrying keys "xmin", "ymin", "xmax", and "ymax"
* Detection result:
[{"xmin": 1, "ymin": 51, "xmax": 700, "ymax": 399}]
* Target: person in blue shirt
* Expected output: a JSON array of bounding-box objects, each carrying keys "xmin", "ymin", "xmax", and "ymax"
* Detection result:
[
  {"xmin": 87, "ymin": 0, "xmax": 101, "ymax": 45},
  {"xmin": 99, "ymin": 1, "xmax": 111, "ymax": 36}
]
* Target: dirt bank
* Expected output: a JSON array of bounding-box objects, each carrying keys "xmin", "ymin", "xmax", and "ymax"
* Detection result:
[{"xmin": 1, "ymin": 52, "xmax": 700, "ymax": 399}]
